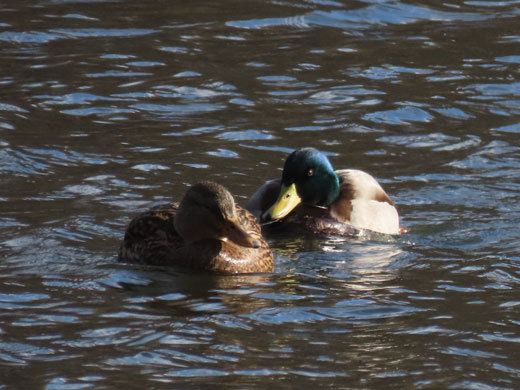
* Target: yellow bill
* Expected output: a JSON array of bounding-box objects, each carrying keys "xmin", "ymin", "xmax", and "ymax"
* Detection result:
[{"xmin": 263, "ymin": 183, "xmax": 302, "ymax": 220}]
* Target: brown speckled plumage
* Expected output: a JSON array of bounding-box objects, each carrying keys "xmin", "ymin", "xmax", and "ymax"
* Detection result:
[{"xmin": 118, "ymin": 183, "xmax": 274, "ymax": 274}]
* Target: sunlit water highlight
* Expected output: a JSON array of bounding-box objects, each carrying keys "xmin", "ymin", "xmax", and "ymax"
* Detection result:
[{"xmin": 0, "ymin": 0, "xmax": 519, "ymax": 388}]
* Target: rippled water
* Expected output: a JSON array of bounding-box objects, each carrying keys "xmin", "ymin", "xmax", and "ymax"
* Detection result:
[{"xmin": 1, "ymin": 0, "xmax": 520, "ymax": 388}]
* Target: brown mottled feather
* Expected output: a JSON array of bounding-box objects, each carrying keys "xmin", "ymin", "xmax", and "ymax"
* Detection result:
[{"xmin": 118, "ymin": 203, "xmax": 273, "ymax": 274}]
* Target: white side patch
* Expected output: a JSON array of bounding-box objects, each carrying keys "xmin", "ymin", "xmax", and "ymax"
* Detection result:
[{"xmin": 349, "ymin": 199, "xmax": 400, "ymax": 235}]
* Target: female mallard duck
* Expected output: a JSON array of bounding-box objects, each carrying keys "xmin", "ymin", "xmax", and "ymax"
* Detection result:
[
  {"xmin": 118, "ymin": 182, "xmax": 274, "ymax": 274},
  {"xmin": 246, "ymin": 148, "xmax": 404, "ymax": 237}
]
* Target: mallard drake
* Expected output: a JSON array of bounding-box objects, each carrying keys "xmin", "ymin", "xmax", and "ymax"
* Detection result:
[
  {"xmin": 118, "ymin": 182, "xmax": 274, "ymax": 274},
  {"xmin": 246, "ymin": 148, "xmax": 403, "ymax": 237}
]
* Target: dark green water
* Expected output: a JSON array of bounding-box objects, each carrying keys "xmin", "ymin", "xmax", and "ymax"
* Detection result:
[{"xmin": 1, "ymin": 0, "xmax": 519, "ymax": 388}]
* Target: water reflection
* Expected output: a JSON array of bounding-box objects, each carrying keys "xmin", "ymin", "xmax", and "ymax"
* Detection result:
[{"xmin": 1, "ymin": 0, "xmax": 520, "ymax": 387}]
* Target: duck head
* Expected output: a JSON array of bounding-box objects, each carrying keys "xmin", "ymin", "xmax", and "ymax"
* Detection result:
[
  {"xmin": 263, "ymin": 148, "xmax": 340, "ymax": 221},
  {"xmin": 175, "ymin": 182, "xmax": 260, "ymax": 248}
]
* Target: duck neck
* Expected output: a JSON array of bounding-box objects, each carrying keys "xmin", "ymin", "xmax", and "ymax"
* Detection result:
[
  {"xmin": 303, "ymin": 170, "xmax": 340, "ymax": 207},
  {"xmin": 322, "ymin": 172, "xmax": 340, "ymax": 206}
]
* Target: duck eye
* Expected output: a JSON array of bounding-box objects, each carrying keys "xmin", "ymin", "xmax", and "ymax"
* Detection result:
[{"xmin": 306, "ymin": 169, "xmax": 314, "ymax": 177}]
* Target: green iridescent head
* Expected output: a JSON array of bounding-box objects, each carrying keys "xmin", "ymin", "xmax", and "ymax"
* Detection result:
[{"xmin": 264, "ymin": 148, "xmax": 340, "ymax": 220}]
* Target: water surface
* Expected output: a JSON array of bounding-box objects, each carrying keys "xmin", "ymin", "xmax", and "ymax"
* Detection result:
[{"xmin": 1, "ymin": 0, "xmax": 520, "ymax": 388}]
